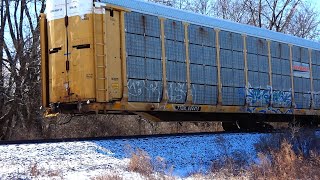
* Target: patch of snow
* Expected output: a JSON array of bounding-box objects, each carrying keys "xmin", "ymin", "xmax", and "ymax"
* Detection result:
[{"xmin": 0, "ymin": 133, "xmax": 267, "ymax": 179}]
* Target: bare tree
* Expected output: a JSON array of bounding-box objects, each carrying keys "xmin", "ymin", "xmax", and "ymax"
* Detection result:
[
  {"xmin": 286, "ymin": 3, "xmax": 320, "ymax": 39},
  {"xmin": 0, "ymin": 0, "xmax": 45, "ymax": 140},
  {"xmin": 0, "ymin": 0, "xmax": 6, "ymax": 122},
  {"xmin": 212, "ymin": 0, "xmax": 249, "ymax": 23},
  {"xmin": 185, "ymin": 0, "xmax": 214, "ymax": 15}
]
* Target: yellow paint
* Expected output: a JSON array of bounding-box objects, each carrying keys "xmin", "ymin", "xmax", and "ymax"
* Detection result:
[
  {"xmin": 289, "ymin": 44, "xmax": 295, "ymax": 107},
  {"xmin": 47, "ymin": 18, "xmax": 68, "ymax": 103},
  {"xmin": 68, "ymin": 15, "xmax": 95, "ymax": 102},
  {"xmin": 120, "ymin": 11, "xmax": 128, "ymax": 103},
  {"xmin": 160, "ymin": 18, "xmax": 168, "ymax": 103},
  {"xmin": 267, "ymin": 40, "xmax": 273, "ymax": 106},
  {"xmin": 93, "ymin": 10, "xmax": 107, "ymax": 102},
  {"xmin": 242, "ymin": 34, "xmax": 248, "ymax": 106},
  {"xmin": 40, "ymin": 13, "xmax": 49, "ymax": 107},
  {"xmin": 105, "ymin": 9, "xmax": 123, "ymax": 100},
  {"xmin": 309, "ymin": 49, "xmax": 314, "ymax": 109},
  {"xmin": 183, "ymin": 23, "xmax": 192, "ymax": 104},
  {"xmin": 215, "ymin": 29, "xmax": 222, "ymax": 105}
]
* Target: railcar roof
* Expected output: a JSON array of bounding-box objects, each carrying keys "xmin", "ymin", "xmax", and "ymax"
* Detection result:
[{"xmin": 100, "ymin": 0, "xmax": 320, "ymax": 51}]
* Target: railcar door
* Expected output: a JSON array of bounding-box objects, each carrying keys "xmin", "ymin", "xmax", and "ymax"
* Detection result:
[
  {"xmin": 46, "ymin": 0, "xmax": 95, "ymax": 103},
  {"xmin": 46, "ymin": 0, "xmax": 70, "ymax": 103},
  {"xmin": 67, "ymin": 1, "xmax": 95, "ymax": 102}
]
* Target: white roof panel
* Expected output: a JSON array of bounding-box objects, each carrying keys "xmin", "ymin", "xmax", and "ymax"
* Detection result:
[{"xmin": 100, "ymin": 0, "xmax": 320, "ymax": 50}]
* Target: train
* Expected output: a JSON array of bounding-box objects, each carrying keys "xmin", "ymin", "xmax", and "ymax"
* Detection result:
[{"xmin": 40, "ymin": 0, "xmax": 320, "ymax": 130}]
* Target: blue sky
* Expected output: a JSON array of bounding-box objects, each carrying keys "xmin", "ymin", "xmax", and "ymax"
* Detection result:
[{"xmin": 309, "ymin": 0, "xmax": 320, "ymax": 10}]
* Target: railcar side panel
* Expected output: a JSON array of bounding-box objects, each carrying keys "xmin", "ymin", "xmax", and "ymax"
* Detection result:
[{"xmin": 41, "ymin": 0, "xmax": 320, "ymax": 121}]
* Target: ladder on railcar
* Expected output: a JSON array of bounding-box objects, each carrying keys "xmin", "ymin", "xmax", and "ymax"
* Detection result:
[{"xmin": 93, "ymin": 6, "xmax": 108, "ymax": 102}]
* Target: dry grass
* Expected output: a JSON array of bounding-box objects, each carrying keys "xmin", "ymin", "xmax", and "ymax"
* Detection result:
[
  {"xmin": 128, "ymin": 149, "xmax": 154, "ymax": 177},
  {"xmin": 28, "ymin": 163, "xmax": 63, "ymax": 179},
  {"xmin": 92, "ymin": 174, "xmax": 123, "ymax": 180},
  {"xmin": 249, "ymin": 140, "xmax": 320, "ymax": 180}
]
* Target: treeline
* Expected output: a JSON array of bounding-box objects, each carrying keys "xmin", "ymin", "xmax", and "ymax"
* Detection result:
[{"xmin": 0, "ymin": 0, "xmax": 319, "ymax": 140}]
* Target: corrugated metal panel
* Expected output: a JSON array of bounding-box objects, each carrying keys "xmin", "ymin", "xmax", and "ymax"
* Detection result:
[
  {"xmin": 248, "ymin": 71, "xmax": 259, "ymax": 88},
  {"xmin": 301, "ymin": 48, "xmax": 309, "ymax": 63},
  {"xmin": 259, "ymin": 72, "xmax": 269, "ymax": 89},
  {"xmin": 125, "ymin": 12, "xmax": 145, "ymax": 35},
  {"xmin": 126, "ymin": 33, "xmax": 161, "ymax": 59},
  {"xmin": 204, "ymin": 86, "xmax": 217, "ymax": 105},
  {"xmin": 165, "ymin": 40, "xmax": 185, "ymax": 62},
  {"xmin": 222, "ymin": 87, "xmax": 233, "ymax": 105},
  {"xmin": 273, "ymin": 75, "xmax": 291, "ymax": 91},
  {"xmin": 203, "ymin": 46, "xmax": 216, "ymax": 66},
  {"xmin": 293, "ymin": 77, "xmax": 311, "ymax": 94},
  {"xmin": 294, "ymin": 93, "xmax": 311, "ymax": 109},
  {"xmin": 293, "ymin": 77, "xmax": 303, "ymax": 93},
  {"xmin": 302, "ymin": 78, "xmax": 311, "ymax": 92},
  {"xmin": 221, "ymin": 68, "xmax": 234, "ymax": 87},
  {"xmin": 127, "ymin": 79, "xmax": 163, "ymax": 102},
  {"xmin": 313, "ymin": 79, "xmax": 320, "ymax": 91},
  {"xmin": 271, "ymin": 58, "xmax": 281, "ymax": 74},
  {"xmin": 101, "ymin": 0, "xmax": 320, "ymax": 51},
  {"xmin": 189, "ymin": 25, "xmax": 215, "ymax": 47},
  {"xmin": 312, "ymin": 50, "xmax": 320, "ymax": 65},
  {"xmin": 258, "ymin": 55, "xmax": 269, "ymax": 73},
  {"xmin": 246, "ymin": 88, "xmax": 271, "ymax": 107},
  {"xmin": 189, "ymin": 44, "xmax": 203, "ymax": 64},
  {"xmin": 234, "ymin": 87, "xmax": 245, "ymax": 105},
  {"xmin": 257, "ymin": 39, "xmax": 268, "ymax": 56},
  {"xmin": 222, "ymin": 87, "xmax": 245, "ymax": 105},
  {"xmin": 146, "ymin": 59, "xmax": 162, "ymax": 81},
  {"xmin": 234, "ymin": 69, "xmax": 245, "ymax": 87},
  {"xmin": 167, "ymin": 82, "xmax": 187, "ymax": 103},
  {"xmin": 313, "ymin": 65, "xmax": 320, "ymax": 79},
  {"xmin": 164, "ymin": 19, "xmax": 184, "ymax": 41},
  {"xmin": 204, "ymin": 66, "xmax": 217, "ymax": 85},
  {"xmin": 125, "ymin": 12, "xmax": 160, "ymax": 37},
  {"xmin": 247, "ymin": 54, "xmax": 259, "ymax": 71},
  {"xmin": 219, "ymin": 31, "xmax": 232, "ymax": 50},
  {"xmin": 281, "ymin": 44, "xmax": 290, "ymax": 60},
  {"xmin": 281, "ymin": 59, "xmax": 290, "ymax": 75},
  {"xmin": 145, "ymin": 36, "xmax": 162, "ymax": 59},
  {"xmin": 128, "ymin": 79, "xmax": 146, "ymax": 102},
  {"xmin": 201, "ymin": 27, "xmax": 215, "ymax": 47},
  {"xmin": 126, "ymin": 33, "xmax": 145, "ymax": 57},
  {"xmin": 191, "ymin": 84, "xmax": 205, "ymax": 104},
  {"xmin": 190, "ymin": 64, "xmax": 205, "ymax": 84},
  {"xmin": 127, "ymin": 56, "xmax": 145, "ymax": 79},
  {"xmin": 314, "ymin": 94, "xmax": 320, "ymax": 109},
  {"xmin": 189, "ymin": 24, "xmax": 202, "ymax": 45},
  {"xmin": 166, "ymin": 61, "xmax": 187, "ymax": 82},
  {"xmin": 272, "ymin": 90, "xmax": 291, "ymax": 108},
  {"xmin": 232, "ymin": 33, "xmax": 243, "ymax": 51},
  {"xmin": 220, "ymin": 49, "xmax": 233, "ymax": 68},
  {"xmin": 233, "ymin": 51, "xmax": 244, "ymax": 69},
  {"xmin": 282, "ymin": 75, "xmax": 291, "ymax": 91},
  {"xmin": 271, "ymin": 41, "xmax": 281, "ymax": 58},
  {"xmin": 247, "ymin": 36, "xmax": 258, "ymax": 54},
  {"xmin": 272, "ymin": 74, "xmax": 281, "ymax": 90},
  {"xmin": 292, "ymin": 46, "xmax": 301, "ymax": 62},
  {"xmin": 145, "ymin": 80, "xmax": 163, "ymax": 102}
]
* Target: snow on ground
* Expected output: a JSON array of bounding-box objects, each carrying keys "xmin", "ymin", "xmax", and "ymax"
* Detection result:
[{"xmin": 0, "ymin": 131, "xmax": 318, "ymax": 179}]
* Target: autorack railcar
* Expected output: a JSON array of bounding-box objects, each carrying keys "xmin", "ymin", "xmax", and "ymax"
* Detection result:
[{"xmin": 40, "ymin": 0, "xmax": 320, "ymax": 130}]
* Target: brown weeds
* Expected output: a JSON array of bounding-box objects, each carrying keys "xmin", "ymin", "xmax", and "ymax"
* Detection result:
[
  {"xmin": 249, "ymin": 140, "xmax": 320, "ymax": 180},
  {"xmin": 128, "ymin": 149, "xmax": 154, "ymax": 177}
]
